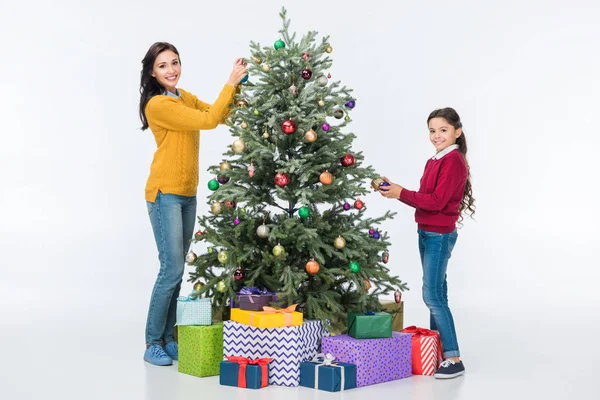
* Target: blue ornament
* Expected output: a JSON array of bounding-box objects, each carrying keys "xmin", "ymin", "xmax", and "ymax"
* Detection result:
[
  {"xmin": 373, "ymin": 231, "xmax": 381, "ymax": 240},
  {"xmin": 380, "ymin": 181, "xmax": 390, "ymax": 188},
  {"xmin": 345, "ymin": 99, "xmax": 356, "ymax": 109},
  {"xmin": 240, "ymin": 74, "xmax": 249, "ymax": 84}
]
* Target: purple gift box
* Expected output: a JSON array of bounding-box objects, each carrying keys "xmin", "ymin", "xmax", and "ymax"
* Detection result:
[
  {"xmin": 230, "ymin": 287, "xmax": 277, "ymax": 311},
  {"xmin": 321, "ymin": 332, "xmax": 412, "ymax": 387}
]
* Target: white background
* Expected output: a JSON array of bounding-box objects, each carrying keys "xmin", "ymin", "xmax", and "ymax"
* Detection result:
[{"xmin": 1, "ymin": 0, "xmax": 599, "ymax": 399}]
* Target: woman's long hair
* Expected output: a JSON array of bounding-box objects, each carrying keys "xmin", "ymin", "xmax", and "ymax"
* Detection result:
[
  {"xmin": 139, "ymin": 42, "xmax": 180, "ymax": 130},
  {"xmin": 427, "ymin": 107, "xmax": 476, "ymax": 223}
]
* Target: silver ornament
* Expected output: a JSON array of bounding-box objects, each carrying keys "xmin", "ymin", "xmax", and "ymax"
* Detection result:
[
  {"xmin": 256, "ymin": 224, "xmax": 270, "ymax": 238},
  {"xmin": 317, "ymin": 75, "xmax": 328, "ymax": 87},
  {"xmin": 185, "ymin": 251, "xmax": 197, "ymax": 264}
]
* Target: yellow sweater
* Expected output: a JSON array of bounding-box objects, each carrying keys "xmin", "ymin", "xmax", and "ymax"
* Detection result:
[{"xmin": 144, "ymin": 84, "xmax": 237, "ymax": 202}]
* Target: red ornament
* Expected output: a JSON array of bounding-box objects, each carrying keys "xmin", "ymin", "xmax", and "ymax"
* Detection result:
[
  {"xmin": 274, "ymin": 172, "xmax": 290, "ymax": 187},
  {"xmin": 341, "ymin": 153, "xmax": 355, "ymax": 167},
  {"xmin": 327, "ymin": 73, "xmax": 331, "ymax": 79},
  {"xmin": 303, "ymin": 52, "xmax": 310, "ymax": 61},
  {"xmin": 224, "ymin": 200, "xmax": 237, "ymax": 210},
  {"xmin": 234, "ymin": 268, "xmax": 244, "ymax": 280},
  {"xmin": 301, "ymin": 68, "xmax": 313, "ymax": 80},
  {"xmin": 281, "ymin": 119, "xmax": 297, "ymax": 135},
  {"xmin": 354, "ymin": 199, "xmax": 365, "ymax": 210}
]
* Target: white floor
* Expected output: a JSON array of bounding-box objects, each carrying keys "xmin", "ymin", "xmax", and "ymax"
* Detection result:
[{"xmin": 4, "ymin": 301, "xmax": 599, "ymax": 400}]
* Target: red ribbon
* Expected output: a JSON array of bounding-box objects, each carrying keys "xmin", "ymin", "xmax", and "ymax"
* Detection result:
[
  {"xmin": 225, "ymin": 356, "xmax": 273, "ymax": 388},
  {"xmin": 401, "ymin": 326, "xmax": 443, "ymax": 375}
]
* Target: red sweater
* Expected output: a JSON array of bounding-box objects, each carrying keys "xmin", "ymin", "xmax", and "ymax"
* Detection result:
[{"xmin": 399, "ymin": 147, "xmax": 467, "ymax": 233}]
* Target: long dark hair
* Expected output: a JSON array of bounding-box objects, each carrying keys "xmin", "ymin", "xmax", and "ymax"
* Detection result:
[
  {"xmin": 139, "ymin": 42, "xmax": 180, "ymax": 130},
  {"xmin": 427, "ymin": 107, "xmax": 476, "ymax": 223}
]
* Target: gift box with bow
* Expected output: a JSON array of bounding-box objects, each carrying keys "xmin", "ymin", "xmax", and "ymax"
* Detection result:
[
  {"xmin": 230, "ymin": 304, "xmax": 303, "ymax": 328},
  {"xmin": 219, "ymin": 356, "xmax": 273, "ymax": 389},
  {"xmin": 347, "ymin": 311, "xmax": 392, "ymax": 339},
  {"xmin": 299, "ymin": 353, "xmax": 357, "ymax": 392},
  {"xmin": 231, "ymin": 287, "xmax": 277, "ymax": 311},
  {"xmin": 176, "ymin": 292, "xmax": 212, "ymax": 326},
  {"xmin": 401, "ymin": 326, "xmax": 443, "ymax": 376}
]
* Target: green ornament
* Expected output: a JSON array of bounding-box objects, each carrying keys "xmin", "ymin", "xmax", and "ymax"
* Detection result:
[
  {"xmin": 218, "ymin": 250, "xmax": 228, "ymax": 264},
  {"xmin": 273, "ymin": 244, "xmax": 285, "ymax": 257},
  {"xmin": 298, "ymin": 206, "xmax": 311, "ymax": 219},
  {"xmin": 253, "ymin": 109, "xmax": 260, "ymax": 116},
  {"xmin": 274, "ymin": 39, "xmax": 286, "ymax": 50},
  {"xmin": 349, "ymin": 261, "xmax": 361, "ymax": 273},
  {"xmin": 345, "ymin": 115, "xmax": 351, "ymax": 121},
  {"xmin": 208, "ymin": 179, "xmax": 220, "ymax": 191},
  {"xmin": 208, "ymin": 248, "xmax": 213, "ymax": 254},
  {"xmin": 216, "ymin": 281, "xmax": 227, "ymax": 293}
]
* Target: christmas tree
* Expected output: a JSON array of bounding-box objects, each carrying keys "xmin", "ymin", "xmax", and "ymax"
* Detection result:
[{"xmin": 188, "ymin": 7, "xmax": 408, "ymax": 332}]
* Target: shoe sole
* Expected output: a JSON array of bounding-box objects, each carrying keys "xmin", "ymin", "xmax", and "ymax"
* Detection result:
[
  {"xmin": 434, "ymin": 370, "xmax": 465, "ymax": 379},
  {"xmin": 144, "ymin": 357, "xmax": 173, "ymax": 366}
]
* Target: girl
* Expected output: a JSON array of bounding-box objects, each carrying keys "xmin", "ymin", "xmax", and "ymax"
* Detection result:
[
  {"xmin": 139, "ymin": 42, "xmax": 247, "ymax": 366},
  {"xmin": 379, "ymin": 107, "xmax": 475, "ymax": 379}
]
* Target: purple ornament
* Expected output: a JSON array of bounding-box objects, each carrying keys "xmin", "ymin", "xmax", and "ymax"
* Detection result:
[
  {"xmin": 368, "ymin": 228, "xmax": 375, "ymax": 235},
  {"xmin": 233, "ymin": 218, "xmax": 241, "ymax": 226},
  {"xmin": 343, "ymin": 203, "xmax": 351, "ymax": 211},
  {"xmin": 380, "ymin": 181, "xmax": 390, "ymax": 188},
  {"xmin": 217, "ymin": 175, "xmax": 230, "ymax": 184},
  {"xmin": 373, "ymin": 231, "xmax": 381, "ymax": 240},
  {"xmin": 322, "ymin": 123, "xmax": 330, "ymax": 131},
  {"xmin": 345, "ymin": 100, "xmax": 356, "ymax": 109}
]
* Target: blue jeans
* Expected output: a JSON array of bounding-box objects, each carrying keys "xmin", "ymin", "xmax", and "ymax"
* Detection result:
[
  {"xmin": 145, "ymin": 191, "xmax": 197, "ymax": 345},
  {"xmin": 418, "ymin": 228, "xmax": 460, "ymax": 358}
]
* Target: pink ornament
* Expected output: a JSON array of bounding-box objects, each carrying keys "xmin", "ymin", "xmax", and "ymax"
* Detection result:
[
  {"xmin": 327, "ymin": 73, "xmax": 331, "ymax": 79},
  {"xmin": 303, "ymin": 52, "xmax": 310, "ymax": 61},
  {"xmin": 248, "ymin": 163, "xmax": 256, "ymax": 178},
  {"xmin": 234, "ymin": 218, "xmax": 241, "ymax": 226},
  {"xmin": 322, "ymin": 123, "xmax": 330, "ymax": 131}
]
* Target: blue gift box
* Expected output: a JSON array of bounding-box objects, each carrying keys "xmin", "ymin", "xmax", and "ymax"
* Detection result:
[
  {"xmin": 299, "ymin": 354, "xmax": 357, "ymax": 392},
  {"xmin": 219, "ymin": 359, "xmax": 271, "ymax": 389}
]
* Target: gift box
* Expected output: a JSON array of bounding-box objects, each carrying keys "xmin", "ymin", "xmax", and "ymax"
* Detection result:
[
  {"xmin": 347, "ymin": 312, "xmax": 392, "ymax": 339},
  {"xmin": 176, "ymin": 296, "xmax": 212, "ymax": 326},
  {"xmin": 299, "ymin": 353, "xmax": 357, "ymax": 392},
  {"xmin": 230, "ymin": 305, "xmax": 302, "ymax": 328},
  {"xmin": 219, "ymin": 356, "xmax": 272, "ymax": 389},
  {"xmin": 178, "ymin": 322, "xmax": 223, "ymax": 377},
  {"xmin": 232, "ymin": 287, "xmax": 277, "ymax": 311},
  {"xmin": 380, "ymin": 301, "xmax": 404, "ymax": 331},
  {"xmin": 401, "ymin": 326, "xmax": 443, "ymax": 375},
  {"xmin": 321, "ymin": 332, "xmax": 412, "ymax": 387},
  {"xmin": 223, "ymin": 320, "xmax": 327, "ymax": 387}
]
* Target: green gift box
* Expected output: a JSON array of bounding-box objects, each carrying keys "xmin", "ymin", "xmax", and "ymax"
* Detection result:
[
  {"xmin": 347, "ymin": 312, "xmax": 392, "ymax": 339},
  {"xmin": 178, "ymin": 322, "xmax": 223, "ymax": 377}
]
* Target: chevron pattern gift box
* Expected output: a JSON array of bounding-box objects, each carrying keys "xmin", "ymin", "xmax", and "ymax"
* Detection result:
[
  {"xmin": 400, "ymin": 326, "xmax": 443, "ymax": 376},
  {"xmin": 223, "ymin": 320, "xmax": 327, "ymax": 387},
  {"xmin": 178, "ymin": 322, "xmax": 223, "ymax": 378},
  {"xmin": 321, "ymin": 332, "xmax": 412, "ymax": 387}
]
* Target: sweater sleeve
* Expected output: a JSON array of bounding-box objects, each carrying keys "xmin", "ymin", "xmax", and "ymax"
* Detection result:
[
  {"xmin": 399, "ymin": 156, "xmax": 465, "ymax": 211},
  {"xmin": 146, "ymin": 84, "xmax": 236, "ymax": 131},
  {"xmin": 190, "ymin": 85, "xmax": 240, "ymax": 124}
]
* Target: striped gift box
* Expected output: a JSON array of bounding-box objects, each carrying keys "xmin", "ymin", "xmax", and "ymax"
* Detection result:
[
  {"xmin": 176, "ymin": 297, "xmax": 212, "ymax": 326},
  {"xmin": 401, "ymin": 326, "xmax": 443, "ymax": 375}
]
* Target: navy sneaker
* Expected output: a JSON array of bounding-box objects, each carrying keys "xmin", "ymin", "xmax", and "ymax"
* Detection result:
[
  {"xmin": 434, "ymin": 360, "xmax": 465, "ymax": 379},
  {"xmin": 163, "ymin": 341, "xmax": 178, "ymax": 361},
  {"xmin": 144, "ymin": 344, "xmax": 173, "ymax": 366}
]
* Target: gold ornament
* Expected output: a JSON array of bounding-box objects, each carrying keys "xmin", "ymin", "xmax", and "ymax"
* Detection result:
[
  {"xmin": 272, "ymin": 244, "xmax": 285, "ymax": 257},
  {"xmin": 262, "ymin": 63, "xmax": 271, "ymax": 72},
  {"xmin": 263, "ymin": 132, "xmax": 270, "ymax": 139},
  {"xmin": 232, "ymin": 138, "xmax": 246, "ymax": 153},
  {"xmin": 193, "ymin": 281, "xmax": 205, "ymax": 291},
  {"xmin": 218, "ymin": 250, "xmax": 229, "ymax": 264},
  {"xmin": 240, "ymin": 121, "xmax": 248, "ymax": 129},
  {"xmin": 371, "ymin": 178, "xmax": 384, "ymax": 191},
  {"xmin": 236, "ymin": 99, "xmax": 248, "ymax": 108},
  {"xmin": 306, "ymin": 259, "xmax": 320, "ymax": 275},
  {"xmin": 326, "ymin": 45, "xmax": 333, "ymax": 53},
  {"xmin": 334, "ymin": 236, "xmax": 346, "ymax": 249},
  {"xmin": 252, "ymin": 56, "xmax": 262, "ymax": 64},
  {"xmin": 304, "ymin": 129, "xmax": 317, "ymax": 143},
  {"xmin": 363, "ymin": 279, "xmax": 372, "ymax": 292},
  {"xmin": 216, "ymin": 281, "xmax": 227, "ymax": 293},
  {"xmin": 220, "ymin": 161, "xmax": 232, "ymax": 172},
  {"xmin": 211, "ymin": 201, "xmax": 223, "ymax": 215},
  {"xmin": 318, "ymin": 99, "xmax": 325, "ymax": 107}
]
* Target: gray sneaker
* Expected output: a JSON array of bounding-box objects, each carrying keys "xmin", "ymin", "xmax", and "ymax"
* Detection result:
[{"xmin": 433, "ymin": 360, "xmax": 465, "ymax": 379}]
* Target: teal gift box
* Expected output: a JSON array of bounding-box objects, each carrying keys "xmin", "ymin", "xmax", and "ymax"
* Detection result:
[
  {"xmin": 347, "ymin": 312, "xmax": 392, "ymax": 339},
  {"xmin": 176, "ymin": 297, "xmax": 212, "ymax": 326},
  {"xmin": 299, "ymin": 353, "xmax": 357, "ymax": 392},
  {"xmin": 220, "ymin": 357, "xmax": 272, "ymax": 389}
]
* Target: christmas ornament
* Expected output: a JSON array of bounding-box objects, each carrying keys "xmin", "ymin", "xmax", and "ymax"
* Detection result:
[
  {"xmin": 217, "ymin": 175, "xmax": 230, "ymax": 184},
  {"xmin": 334, "ymin": 236, "xmax": 346, "ymax": 249},
  {"xmin": 193, "ymin": 281, "xmax": 205, "ymax": 291},
  {"xmin": 252, "ymin": 56, "xmax": 262, "ymax": 64},
  {"xmin": 240, "ymin": 121, "xmax": 248, "ymax": 129},
  {"xmin": 274, "ymin": 39, "xmax": 286, "ymax": 50},
  {"xmin": 303, "ymin": 52, "xmax": 310, "ymax": 61},
  {"xmin": 272, "ymin": 244, "xmax": 285, "ymax": 257},
  {"xmin": 232, "ymin": 138, "xmax": 246, "ymax": 153},
  {"xmin": 195, "ymin": 230, "xmax": 205, "ymax": 241},
  {"xmin": 320, "ymin": 171, "xmax": 333, "ymax": 185},
  {"xmin": 382, "ymin": 251, "xmax": 390, "ymax": 264},
  {"xmin": 305, "ymin": 259, "xmax": 320, "ymax": 275},
  {"xmin": 234, "ymin": 268, "xmax": 244, "ymax": 280},
  {"xmin": 349, "ymin": 261, "xmax": 361, "ymax": 273},
  {"xmin": 211, "ymin": 201, "xmax": 223, "ymax": 214},
  {"xmin": 326, "ymin": 45, "xmax": 333, "ymax": 53},
  {"xmin": 224, "ymin": 200, "xmax": 237, "ymax": 210},
  {"xmin": 363, "ymin": 279, "xmax": 372, "ymax": 292},
  {"xmin": 345, "ymin": 115, "xmax": 351, "ymax": 121},
  {"xmin": 240, "ymin": 74, "xmax": 249, "ymax": 84},
  {"xmin": 274, "ymin": 172, "xmax": 290, "ymax": 187},
  {"xmin": 368, "ymin": 228, "xmax": 375, "ymax": 236},
  {"xmin": 371, "ymin": 178, "xmax": 384, "ymax": 191},
  {"xmin": 218, "ymin": 250, "xmax": 229, "ymax": 264},
  {"xmin": 289, "ymin": 84, "xmax": 297, "ymax": 96},
  {"xmin": 220, "ymin": 161, "xmax": 232, "ymax": 171},
  {"xmin": 208, "ymin": 248, "xmax": 213, "ymax": 254},
  {"xmin": 301, "ymin": 68, "xmax": 313, "ymax": 80},
  {"xmin": 262, "ymin": 63, "xmax": 271, "ymax": 72},
  {"xmin": 322, "ymin": 123, "xmax": 330, "ymax": 131},
  {"xmin": 216, "ymin": 281, "xmax": 227, "ymax": 293},
  {"xmin": 233, "ymin": 218, "xmax": 240, "ymax": 226},
  {"xmin": 327, "ymin": 73, "xmax": 332, "ymax": 79},
  {"xmin": 263, "ymin": 132, "xmax": 270, "ymax": 139},
  {"xmin": 354, "ymin": 199, "xmax": 365, "ymax": 210},
  {"xmin": 343, "ymin": 202, "xmax": 351, "ymax": 211},
  {"xmin": 333, "ymin": 109, "xmax": 344, "ymax": 119},
  {"xmin": 281, "ymin": 119, "xmax": 297, "ymax": 135},
  {"xmin": 237, "ymin": 99, "xmax": 248, "ymax": 107},
  {"xmin": 318, "ymin": 99, "xmax": 325, "ymax": 107},
  {"xmin": 373, "ymin": 231, "xmax": 381, "ymax": 240},
  {"xmin": 248, "ymin": 163, "xmax": 256, "ymax": 178},
  {"xmin": 345, "ymin": 99, "xmax": 356, "ymax": 109},
  {"xmin": 256, "ymin": 224, "xmax": 270, "ymax": 238},
  {"xmin": 341, "ymin": 153, "xmax": 355, "ymax": 167},
  {"xmin": 298, "ymin": 206, "xmax": 311, "ymax": 219},
  {"xmin": 304, "ymin": 129, "xmax": 317, "ymax": 142},
  {"xmin": 253, "ymin": 109, "xmax": 260, "ymax": 116},
  {"xmin": 207, "ymin": 179, "xmax": 220, "ymax": 191},
  {"xmin": 185, "ymin": 251, "xmax": 197, "ymax": 264},
  {"xmin": 394, "ymin": 290, "xmax": 402, "ymax": 303},
  {"xmin": 317, "ymin": 75, "xmax": 328, "ymax": 86}
]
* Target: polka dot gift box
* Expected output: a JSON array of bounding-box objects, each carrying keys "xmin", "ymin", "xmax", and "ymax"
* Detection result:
[{"xmin": 321, "ymin": 332, "xmax": 412, "ymax": 387}]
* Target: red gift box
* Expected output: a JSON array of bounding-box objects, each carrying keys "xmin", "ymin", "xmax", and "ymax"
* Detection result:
[{"xmin": 401, "ymin": 326, "xmax": 443, "ymax": 376}]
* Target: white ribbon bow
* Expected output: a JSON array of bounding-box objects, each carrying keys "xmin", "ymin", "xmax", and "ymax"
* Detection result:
[{"xmin": 310, "ymin": 353, "xmax": 345, "ymax": 391}]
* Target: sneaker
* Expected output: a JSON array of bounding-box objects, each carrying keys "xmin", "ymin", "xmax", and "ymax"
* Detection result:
[
  {"xmin": 163, "ymin": 341, "xmax": 178, "ymax": 361},
  {"xmin": 144, "ymin": 344, "xmax": 173, "ymax": 366},
  {"xmin": 434, "ymin": 360, "xmax": 465, "ymax": 379}
]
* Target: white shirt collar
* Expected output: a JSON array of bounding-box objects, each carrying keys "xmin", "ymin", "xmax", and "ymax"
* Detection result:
[{"xmin": 432, "ymin": 144, "xmax": 459, "ymax": 160}]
